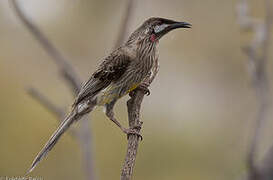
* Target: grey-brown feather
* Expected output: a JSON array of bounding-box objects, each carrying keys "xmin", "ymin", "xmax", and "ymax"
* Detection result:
[{"xmin": 73, "ymin": 50, "xmax": 132, "ymax": 106}]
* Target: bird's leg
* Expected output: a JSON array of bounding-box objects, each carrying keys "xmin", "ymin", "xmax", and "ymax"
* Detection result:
[{"xmin": 105, "ymin": 100, "xmax": 143, "ymax": 140}]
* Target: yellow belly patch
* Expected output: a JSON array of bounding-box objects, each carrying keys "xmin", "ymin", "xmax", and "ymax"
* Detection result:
[
  {"xmin": 97, "ymin": 83, "xmax": 140, "ymax": 106},
  {"xmin": 127, "ymin": 83, "xmax": 140, "ymax": 94}
]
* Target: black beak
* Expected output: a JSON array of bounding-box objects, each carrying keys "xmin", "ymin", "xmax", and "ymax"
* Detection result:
[
  {"xmin": 168, "ymin": 21, "xmax": 192, "ymax": 30},
  {"xmin": 156, "ymin": 21, "xmax": 191, "ymax": 39}
]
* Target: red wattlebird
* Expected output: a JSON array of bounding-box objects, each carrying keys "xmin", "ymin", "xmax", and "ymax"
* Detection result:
[{"xmin": 27, "ymin": 17, "xmax": 191, "ymax": 173}]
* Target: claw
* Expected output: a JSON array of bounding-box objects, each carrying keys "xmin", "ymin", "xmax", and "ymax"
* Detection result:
[
  {"xmin": 129, "ymin": 84, "xmax": 150, "ymax": 97},
  {"xmin": 137, "ymin": 84, "xmax": 150, "ymax": 96}
]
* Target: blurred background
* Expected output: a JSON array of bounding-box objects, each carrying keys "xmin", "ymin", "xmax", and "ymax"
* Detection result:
[{"xmin": 0, "ymin": 0, "xmax": 273, "ymax": 179}]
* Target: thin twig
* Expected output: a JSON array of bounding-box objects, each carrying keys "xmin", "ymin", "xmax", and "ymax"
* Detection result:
[
  {"xmin": 113, "ymin": 0, "xmax": 136, "ymax": 49},
  {"xmin": 27, "ymin": 87, "xmax": 79, "ymax": 138},
  {"xmin": 121, "ymin": 92, "xmax": 145, "ymax": 180},
  {"xmin": 259, "ymin": 144, "xmax": 273, "ymax": 179},
  {"xmin": 11, "ymin": 1, "xmax": 95, "ymax": 179},
  {"xmin": 78, "ymin": 117, "xmax": 96, "ymax": 180},
  {"xmin": 10, "ymin": 0, "xmax": 81, "ymax": 94},
  {"xmin": 236, "ymin": 0, "xmax": 273, "ymax": 179},
  {"xmin": 27, "ymin": 87, "xmax": 65, "ymax": 118}
]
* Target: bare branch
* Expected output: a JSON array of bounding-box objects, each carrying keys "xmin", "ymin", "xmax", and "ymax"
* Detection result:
[
  {"xmin": 11, "ymin": 1, "xmax": 95, "ymax": 179},
  {"xmin": 78, "ymin": 118, "xmax": 96, "ymax": 180},
  {"xmin": 121, "ymin": 60, "xmax": 159, "ymax": 180},
  {"xmin": 27, "ymin": 87, "xmax": 64, "ymax": 118},
  {"xmin": 113, "ymin": 0, "xmax": 136, "ymax": 49},
  {"xmin": 10, "ymin": 0, "xmax": 81, "ymax": 94},
  {"xmin": 237, "ymin": 0, "xmax": 273, "ymax": 179},
  {"xmin": 121, "ymin": 92, "xmax": 144, "ymax": 180},
  {"xmin": 258, "ymin": 145, "xmax": 273, "ymax": 179},
  {"xmin": 27, "ymin": 87, "xmax": 79, "ymax": 137}
]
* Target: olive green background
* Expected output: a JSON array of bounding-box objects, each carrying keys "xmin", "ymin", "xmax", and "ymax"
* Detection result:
[{"xmin": 0, "ymin": 0, "xmax": 273, "ymax": 179}]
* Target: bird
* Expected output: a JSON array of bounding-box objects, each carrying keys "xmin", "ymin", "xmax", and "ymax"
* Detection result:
[{"xmin": 27, "ymin": 17, "xmax": 191, "ymax": 174}]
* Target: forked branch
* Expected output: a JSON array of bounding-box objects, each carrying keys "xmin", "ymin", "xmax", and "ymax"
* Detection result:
[{"xmin": 10, "ymin": 1, "xmax": 95, "ymax": 179}]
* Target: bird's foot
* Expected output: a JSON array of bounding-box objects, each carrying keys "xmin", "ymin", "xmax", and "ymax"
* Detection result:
[
  {"xmin": 138, "ymin": 83, "xmax": 150, "ymax": 96},
  {"xmin": 121, "ymin": 123, "xmax": 143, "ymax": 140},
  {"xmin": 130, "ymin": 83, "xmax": 150, "ymax": 97}
]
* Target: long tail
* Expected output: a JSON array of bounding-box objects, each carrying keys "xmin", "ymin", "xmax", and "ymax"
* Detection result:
[{"xmin": 27, "ymin": 107, "xmax": 81, "ymax": 174}]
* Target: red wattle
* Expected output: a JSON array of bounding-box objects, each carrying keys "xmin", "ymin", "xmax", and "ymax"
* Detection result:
[{"xmin": 150, "ymin": 34, "xmax": 156, "ymax": 42}]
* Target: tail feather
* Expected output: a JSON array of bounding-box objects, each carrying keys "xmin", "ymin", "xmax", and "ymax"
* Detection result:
[{"xmin": 27, "ymin": 109, "xmax": 79, "ymax": 174}]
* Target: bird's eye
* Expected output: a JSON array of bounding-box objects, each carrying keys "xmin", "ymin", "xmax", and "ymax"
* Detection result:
[{"xmin": 154, "ymin": 24, "xmax": 168, "ymax": 33}]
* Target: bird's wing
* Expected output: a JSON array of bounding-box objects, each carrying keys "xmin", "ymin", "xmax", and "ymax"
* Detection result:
[
  {"xmin": 27, "ymin": 52, "xmax": 132, "ymax": 174},
  {"xmin": 73, "ymin": 51, "xmax": 132, "ymax": 106}
]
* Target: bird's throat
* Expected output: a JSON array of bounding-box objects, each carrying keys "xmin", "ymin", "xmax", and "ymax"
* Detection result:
[{"xmin": 150, "ymin": 34, "xmax": 157, "ymax": 42}]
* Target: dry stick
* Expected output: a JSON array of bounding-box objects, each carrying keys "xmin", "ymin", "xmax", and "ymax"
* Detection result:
[
  {"xmin": 10, "ymin": 0, "xmax": 81, "ymax": 94},
  {"xmin": 247, "ymin": 1, "xmax": 272, "ymax": 179},
  {"xmin": 27, "ymin": 88, "xmax": 78, "ymax": 138},
  {"xmin": 27, "ymin": 88, "xmax": 65, "ymax": 118},
  {"xmin": 121, "ymin": 59, "xmax": 159, "ymax": 180},
  {"xmin": 113, "ymin": 0, "xmax": 136, "ymax": 49},
  {"xmin": 121, "ymin": 92, "xmax": 144, "ymax": 180},
  {"xmin": 259, "ymin": 144, "xmax": 273, "ymax": 179},
  {"xmin": 237, "ymin": 0, "xmax": 273, "ymax": 179},
  {"xmin": 117, "ymin": 0, "xmax": 160, "ymax": 178},
  {"xmin": 10, "ymin": 1, "xmax": 95, "ymax": 180},
  {"xmin": 112, "ymin": 0, "xmax": 153, "ymax": 179}
]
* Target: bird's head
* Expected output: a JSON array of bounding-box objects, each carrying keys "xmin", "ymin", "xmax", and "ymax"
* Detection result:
[{"xmin": 127, "ymin": 17, "xmax": 191, "ymax": 44}]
